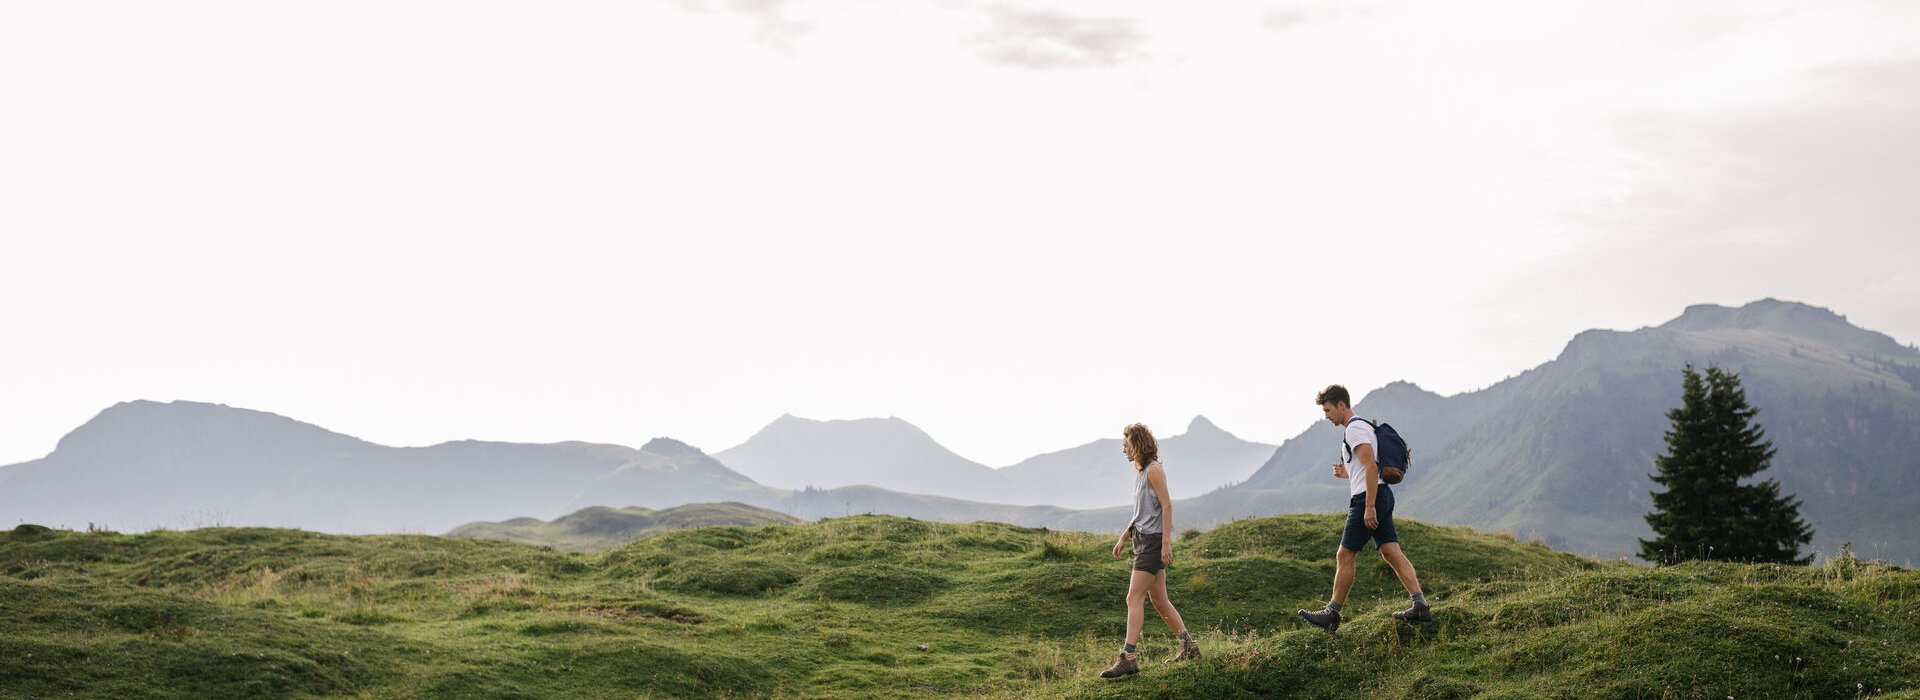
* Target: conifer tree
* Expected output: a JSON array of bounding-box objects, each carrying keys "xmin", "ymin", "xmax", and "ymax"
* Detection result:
[{"xmin": 1640, "ymin": 365, "xmax": 1814, "ymax": 564}]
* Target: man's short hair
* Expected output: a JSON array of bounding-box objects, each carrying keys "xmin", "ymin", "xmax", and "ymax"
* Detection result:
[{"xmin": 1316, "ymin": 384, "xmax": 1351, "ymax": 407}]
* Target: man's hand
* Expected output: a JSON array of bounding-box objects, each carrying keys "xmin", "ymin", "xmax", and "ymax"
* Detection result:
[
  {"xmin": 1161, "ymin": 537, "xmax": 1174, "ymax": 565},
  {"xmin": 1332, "ymin": 462, "xmax": 1348, "ymax": 479},
  {"xmin": 1364, "ymin": 505, "xmax": 1378, "ymax": 530}
]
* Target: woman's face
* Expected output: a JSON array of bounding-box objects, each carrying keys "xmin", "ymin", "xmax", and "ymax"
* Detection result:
[{"xmin": 1122, "ymin": 440, "xmax": 1135, "ymax": 462}]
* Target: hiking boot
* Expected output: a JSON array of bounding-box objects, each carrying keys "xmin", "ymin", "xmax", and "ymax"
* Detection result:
[
  {"xmin": 1298, "ymin": 606, "xmax": 1341, "ymax": 633},
  {"xmin": 1392, "ymin": 601, "xmax": 1433, "ymax": 625},
  {"xmin": 1166, "ymin": 638, "xmax": 1200, "ymax": 663},
  {"xmin": 1098, "ymin": 651, "xmax": 1139, "ymax": 678}
]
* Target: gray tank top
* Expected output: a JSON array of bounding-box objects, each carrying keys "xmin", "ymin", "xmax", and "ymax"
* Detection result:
[{"xmin": 1130, "ymin": 462, "xmax": 1164, "ymax": 535}]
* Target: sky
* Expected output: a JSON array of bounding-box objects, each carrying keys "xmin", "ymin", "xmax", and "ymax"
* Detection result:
[{"xmin": 3, "ymin": 0, "xmax": 1917, "ymax": 469}]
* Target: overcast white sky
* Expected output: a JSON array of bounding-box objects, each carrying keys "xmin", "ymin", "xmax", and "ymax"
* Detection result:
[{"xmin": 3, "ymin": 0, "xmax": 1917, "ymax": 469}]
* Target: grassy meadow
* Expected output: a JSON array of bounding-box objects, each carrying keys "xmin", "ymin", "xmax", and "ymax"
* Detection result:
[{"xmin": 2, "ymin": 515, "xmax": 1916, "ymax": 699}]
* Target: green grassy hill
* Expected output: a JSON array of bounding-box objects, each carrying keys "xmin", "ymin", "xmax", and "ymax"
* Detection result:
[
  {"xmin": 3, "ymin": 516, "xmax": 1915, "ymax": 699},
  {"xmin": 446, "ymin": 502, "xmax": 803, "ymax": 552}
]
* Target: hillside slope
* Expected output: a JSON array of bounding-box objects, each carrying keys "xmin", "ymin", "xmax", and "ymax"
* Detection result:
[
  {"xmin": 1229, "ymin": 299, "xmax": 1920, "ymax": 562},
  {"xmin": 3, "ymin": 516, "xmax": 1915, "ymax": 699}
]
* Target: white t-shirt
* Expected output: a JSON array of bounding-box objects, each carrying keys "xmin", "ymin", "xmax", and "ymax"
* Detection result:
[{"xmin": 1343, "ymin": 418, "xmax": 1378, "ymax": 497}]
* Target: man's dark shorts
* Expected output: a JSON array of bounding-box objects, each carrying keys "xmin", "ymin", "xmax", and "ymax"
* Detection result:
[
  {"xmin": 1132, "ymin": 534, "xmax": 1166, "ymax": 574},
  {"xmin": 1340, "ymin": 486, "xmax": 1400, "ymax": 552}
]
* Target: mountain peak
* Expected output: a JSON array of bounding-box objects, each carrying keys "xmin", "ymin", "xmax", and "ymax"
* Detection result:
[
  {"xmin": 755, "ymin": 414, "xmax": 926, "ymax": 437},
  {"xmin": 715, "ymin": 414, "xmax": 989, "ymax": 494},
  {"xmin": 1185, "ymin": 415, "xmax": 1225, "ymax": 436},
  {"xmin": 640, "ymin": 437, "xmax": 700, "ymax": 457},
  {"xmin": 32, "ymin": 400, "xmax": 376, "ymax": 479},
  {"xmin": 1657, "ymin": 298, "xmax": 1910, "ymax": 356},
  {"xmin": 1664, "ymin": 298, "xmax": 1843, "ymax": 333},
  {"xmin": 54, "ymin": 400, "xmax": 358, "ymax": 456},
  {"xmin": 101, "ymin": 399, "xmax": 221, "ymax": 417},
  {"xmin": 1368, "ymin": 381, "xmax": 1440, "ymax": 400}
]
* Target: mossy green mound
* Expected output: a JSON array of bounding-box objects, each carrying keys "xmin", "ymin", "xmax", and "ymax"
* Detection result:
[
  {"xmin": 797, "ymin": 562, "xmax": 948, "ymax": 605},
  {"xmin": 447, "ymin": 502, "xmax": 802, "ymax": 552}
]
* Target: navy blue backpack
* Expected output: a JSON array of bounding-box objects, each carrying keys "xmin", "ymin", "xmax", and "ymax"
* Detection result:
[{"xmin": 1344, "ymin": 418, "xmax": 1412, "ymax": 484}]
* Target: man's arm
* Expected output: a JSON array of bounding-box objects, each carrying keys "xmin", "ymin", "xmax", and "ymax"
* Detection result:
[{"xmin": 1357, "ymin": 443, "xmax": 1380, "ymax": 530}]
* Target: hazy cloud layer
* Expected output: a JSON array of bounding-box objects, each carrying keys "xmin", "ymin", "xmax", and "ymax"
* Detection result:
[
  {"xmin": 666, "ymin": 0, "xmax": 1153, "ymax": 69},
  {"xmin": 671, "ymin": 0, "xmax": 813, "ymax": 51},
  {"xmin": 972, "ymin": 7, "xmax": 1147, "ymax": 69},
  {"xmin": 1477, "ymin": 55, "xmax": 1920, "ymax": 352},
  {"xmin": 1263, "ymin": 0, "xmax": 1387, "ymax": 31}
]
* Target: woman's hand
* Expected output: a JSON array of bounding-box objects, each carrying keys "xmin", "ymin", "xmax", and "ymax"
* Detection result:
[
  {"xmin": 1112, "ymin": 538, "xmax": 1127, "ymax": 559},
  {"xmin": 1161, "ymin": 537, "xmax": 1174, "ymax": 565}
]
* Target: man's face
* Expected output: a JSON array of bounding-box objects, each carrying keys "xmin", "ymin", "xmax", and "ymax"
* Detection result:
[{"xmin": 1320, "ymin": 402, "xmax": 1349, "ymax": 426}]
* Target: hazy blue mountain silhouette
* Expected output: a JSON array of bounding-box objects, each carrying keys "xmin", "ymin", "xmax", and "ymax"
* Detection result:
[
  {"xmin": 994, "ymin": 416, "xmax": 1276, "ymax": 509},
  {"xmin": 712, "ymin": 413, "xmax": 1275, "ymax": 509},
  {"xmin": 0, "ymin": 403, "xmax": 1076, "ymax": 535},
  {"xmin": 0, "ymin": 402, "xmax": 755, "ymax": 534},
  {"xmin": 714, "ymin": 415, "xmax": 1009, "ymax": 502}
]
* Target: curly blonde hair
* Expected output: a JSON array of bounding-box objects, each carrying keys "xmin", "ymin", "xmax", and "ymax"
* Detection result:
[{"xmin": 1123, "ymin": 423, "xmax": 1159, "ymax": 472}]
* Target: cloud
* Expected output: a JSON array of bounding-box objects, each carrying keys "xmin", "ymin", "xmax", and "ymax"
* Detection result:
[
  {"xmin": 1263, "ymin": 0, "xmax": 1388, "ymax": 31},
  {"xmin": 973, "ymin": 6, "xmax": 1147, "ymax": 70},
  {"xmin": 1479, "ymin": 56, "xmax": 1920, "ymax": 349},
  {"xmin": 672, "ymin": 0, "xmax": 813, "ymax": 52}
]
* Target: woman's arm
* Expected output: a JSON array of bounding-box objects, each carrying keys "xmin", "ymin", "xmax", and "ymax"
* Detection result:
[{"xmin": 1148, "ymin": 464, "xmax": 1174, "ymax": 562}]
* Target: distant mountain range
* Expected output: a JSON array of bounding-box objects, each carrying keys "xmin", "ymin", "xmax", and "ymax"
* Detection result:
[
  {"xmin": 0, "ymin": 402, "xmax": 753, "ymax": 534},
  {"xmin": 0, "ymin": 406, "xmax": 1077, "ymax": 535},
  {"xmin": 2, "ymin": 298, "xmax": 1915, "ymax": 563},
  {"xmin": 0, "ymin": 402, "xmax": 1271, "ymax": 536},
  {"xmin": 716, "ymin": 414, "xmax": 1274, "ymax": 509},
  {"xmin": 995, "ymin": 416, "xmax": 1277, "ymax": 509}
]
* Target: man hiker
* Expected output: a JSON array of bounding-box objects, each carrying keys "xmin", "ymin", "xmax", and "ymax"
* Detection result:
[{"xmin": 1298, "ymin": 384, "xmax": 1432, "ymax": 632}]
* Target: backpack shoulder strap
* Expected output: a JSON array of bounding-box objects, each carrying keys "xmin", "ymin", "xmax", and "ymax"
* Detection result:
[{"xmin": 1342, "ymin": 417, "xmax": 1374, "ymax": 462}]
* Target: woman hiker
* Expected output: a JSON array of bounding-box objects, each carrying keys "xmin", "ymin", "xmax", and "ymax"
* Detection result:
[{"xmin": 1099, "ymin": 423, "xmax": 1200, "ymax": 678}]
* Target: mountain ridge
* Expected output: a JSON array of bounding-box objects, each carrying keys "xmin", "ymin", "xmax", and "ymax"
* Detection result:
[
  {"xmin": 3, "ymin": 298, "xmax": 1914, "ymax": 562},
  {"xmin": 1220, "ymin": 298, "xmax": 1920, "ymax": 562}
]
